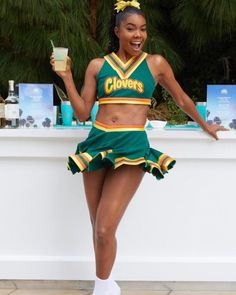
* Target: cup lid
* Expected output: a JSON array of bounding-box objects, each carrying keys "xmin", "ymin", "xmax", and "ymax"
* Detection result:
[
  {"xmin": 53, "ymin": 47, "xmax": 68, "ymax": 50},
  {"xmin": 196, "ymin": 102, "xmax": 206, "ymax": 105},
  {"xmin": 61, "ymin": 101, "xmax": 71, "ymax": 105}
]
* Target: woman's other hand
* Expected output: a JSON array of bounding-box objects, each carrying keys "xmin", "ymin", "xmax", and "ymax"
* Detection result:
[
  {"xmin": 204, "ymin": 124, "xmax": 229, "ymax": 140},
  {"xmin": 50, "ymin": 53, "xmax": 72, "ymax": 79}
]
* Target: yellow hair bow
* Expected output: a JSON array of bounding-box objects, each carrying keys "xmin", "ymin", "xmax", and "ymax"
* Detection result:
[{"xmin": 114, "ymin": 0, "xmax": 141, "ymax": 13}]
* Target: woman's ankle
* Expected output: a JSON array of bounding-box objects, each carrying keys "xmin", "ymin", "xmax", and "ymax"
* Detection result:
[{"xmin": 92, "ymin": 275, "xmax": 120, "ymax": 295}]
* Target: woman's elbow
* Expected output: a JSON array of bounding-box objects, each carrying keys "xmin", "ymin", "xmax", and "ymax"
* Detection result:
[
  {"xmin": 175, "ymin": 93, "xmax": 190, "ymax": 109},
  {"xmin": 173, "ymin": 96, "xmax": 185, "ymax": 108},
  {"xmin": 177, "ymin": 99, "xmax": 185, "ymax": 109},
  {"xmin": 75, "ymin": 112, "xmax": 90, "ymax": 122}
]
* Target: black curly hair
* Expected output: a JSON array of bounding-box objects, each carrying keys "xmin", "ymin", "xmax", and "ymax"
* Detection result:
[{"xmin": 108, "ymin": 6, "xmax": 145, "ymax": 53}]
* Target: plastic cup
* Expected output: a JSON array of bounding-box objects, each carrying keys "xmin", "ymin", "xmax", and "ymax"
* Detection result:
[
  {"xmin": 90, "ymin": 101, "xmax": 99, "ymax": 123},
  {"xmin": 53, "ymin": 105, "xmax": 59, "ymax": 126},
  {"xmin": 61, "ymin": 101, "xmax": 73, "ymax": 126},
  {"xmin": 196, "ymin": 102, "xmax": 206, "ymax": 121},
  {"xmin": 53, "ymin": 47, "xmax": 68, "ymax": 71}
]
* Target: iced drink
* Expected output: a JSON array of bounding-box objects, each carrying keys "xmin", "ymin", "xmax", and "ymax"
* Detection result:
[
  {"xmin": 53, "ymin": 47, "xmax": 68, "ymax": 71},
  {"xmin": 61, "ymin": 101, "xmax": 73, "ymax": 126},
  {"xmin": 196, "ymin": 102, "xmax": 206, "ymax": 121}
]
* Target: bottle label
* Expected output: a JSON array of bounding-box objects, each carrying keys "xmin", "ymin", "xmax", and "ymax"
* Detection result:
[
  {"xmin": 0, "ymin": 103, "xmax": 5, "ymax": 118},
  {"xmin": 5, "ymin": 104, "xmax": 19, "ymax": 119}
]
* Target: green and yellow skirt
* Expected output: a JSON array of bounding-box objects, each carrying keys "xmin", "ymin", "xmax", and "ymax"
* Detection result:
[{"xmin": 67, "ymin": 120, "xmax": 176, "ymax": 180}]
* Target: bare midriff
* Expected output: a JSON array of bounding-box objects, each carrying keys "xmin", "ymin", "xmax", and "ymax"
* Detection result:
[{"xmin": 96, "ymin": 101, "xmax": 149, "ymax": 126}]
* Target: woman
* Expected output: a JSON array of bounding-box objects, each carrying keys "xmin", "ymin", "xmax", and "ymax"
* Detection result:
[{"xmin": 51, "ymin": 1, "xmax": 225, "ymax": 294}]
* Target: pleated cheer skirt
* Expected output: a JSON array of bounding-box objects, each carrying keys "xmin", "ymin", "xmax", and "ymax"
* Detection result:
[{"xmin": 67, "ymin": 120, "xmax": 176, "ymax": 180}]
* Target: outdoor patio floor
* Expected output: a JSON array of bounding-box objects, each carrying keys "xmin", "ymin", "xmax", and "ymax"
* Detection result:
[{"xmin": 1, "ymin": 281, "xmax": 236, "ymax": 295}]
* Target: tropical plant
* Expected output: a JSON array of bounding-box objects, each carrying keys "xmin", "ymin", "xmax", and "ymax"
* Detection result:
[
  {"xmin": 0, "ymin": 0, "xmax": 185, "ymax": 95},
  {"xmin": 0, "ymin": 0, "xmax": 102, "ymax": 94},
  {"xmin": 172, "ymin": 0, "xmax": 236, "ymax": 51},
  {"xmin": 54, "ymin": 84, "xmax": 69, "ymax": 102},
  {"xmin": 171, "ymin": 0, "xmax": 236, "ymax": 100},
  {"xmin": 0, "ymin": 0, "xmax": 235, "ymax": 124}
]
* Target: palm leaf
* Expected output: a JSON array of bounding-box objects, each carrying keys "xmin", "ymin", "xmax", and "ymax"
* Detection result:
[
  {"xmin": 172, "ymin": 0, "xmax": 236, "ymax": 50},
  {"xmin": 54, "ymin": 84, "xmax": 69, "ymax": 102}
]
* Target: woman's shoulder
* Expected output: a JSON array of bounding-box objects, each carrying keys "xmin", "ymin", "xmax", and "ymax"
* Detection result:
[
  {"xmin": 88, "ymin": 57, "xmax": 105, "ymax": 68},
  {"xmin": 146, "ymin": 53, "xmax": 167, "ymax": 65},
  {"xmin": 87, "ymin": 58, "xmax": 105, "ymax": 76},
  {"xmin": 146, "ymin": 54, "xmax": 172, "ymax": 75},
  {"xmin": 146, "ymin": 53, "xmax": 173, "ymax": 78}
]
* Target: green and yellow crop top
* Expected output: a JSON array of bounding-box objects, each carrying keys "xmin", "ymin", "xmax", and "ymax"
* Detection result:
[{"xmin": 96, "ymin": 51, "xmax": 156, "ymax": 106}]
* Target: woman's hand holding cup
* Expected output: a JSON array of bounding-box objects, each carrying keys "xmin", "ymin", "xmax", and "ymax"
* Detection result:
[{"xmin": 50, "ymin": 52, "xmax": 72, "ymax": 78}]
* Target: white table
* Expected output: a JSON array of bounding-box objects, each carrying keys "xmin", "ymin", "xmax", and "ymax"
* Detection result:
[{"xmin": 0, "ymin": 128, "xmax": 236, "ymax": 281}]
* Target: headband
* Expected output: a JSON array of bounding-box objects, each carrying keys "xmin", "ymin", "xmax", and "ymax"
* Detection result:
[{"xmin": 114, "ymin": 0, "xmax": 141, "ymax": 13}]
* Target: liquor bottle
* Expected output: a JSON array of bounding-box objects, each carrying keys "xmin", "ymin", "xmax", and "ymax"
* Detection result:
[
  {"xmin": 0, "ymin": 93, "xmax": 6, "ymax": 128},
  {"xmin": 5, "ymin": 80, "xmax": 19, "ymax": 128}
]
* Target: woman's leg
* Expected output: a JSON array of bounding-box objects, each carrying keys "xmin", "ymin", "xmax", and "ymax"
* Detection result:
[
  {"xmin": 83, "ymin": 168, "xmax": 108, "ymax": 250},
  {"xmin": 94, "ymin": 165, "xmax": 145, "ymax": 279}
]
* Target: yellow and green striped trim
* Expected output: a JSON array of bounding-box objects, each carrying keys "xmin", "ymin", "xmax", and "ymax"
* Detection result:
[
  {"xmin": 69, "ymin": 150, "xmax": 113, "ymax": 171},
  {"xmin": 146, "ymin": 160, "xmax": 164, "ymax": 175},
  {"xmin": 115, "ymin": 157, "xmax": 166, "ymax": 177},
  {"xmin": 100, "ymin": 149, "xmax": 113, "ymax": 159},
  {"xmin": 98, "ymin": 97, "xmax": 151, "ymax": 105},
  {"xmin": 94, "ymin": 120, "xmax": 145, "ymax": 132},
  {"xmin": 104, "ymin": 52, "xmax": 148, "ymax": 79},
  {"xmin": 114, "ymin": 156, "xmax": 145, "ymax": 169},
  {"xmin": 157, "ymin": 154, "xmax": 175, "ymax": 172},
  {"xmin": 111, "ymin": 52, "xmax": 136, "ymax": 69},
  {"xmin": 79, "ymin": 152, "xmax": 93, "ymax": 163},
  {"xmin": 68, "ymin": 150, "xmax": 174, "ymax": 178},
  {"xmin": 70, "ymin": 155, "xmax": 87, "ymax": 171}
]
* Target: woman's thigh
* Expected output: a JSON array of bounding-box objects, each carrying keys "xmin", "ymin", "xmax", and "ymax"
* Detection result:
[
  {"xmin": 95, "ymin": 165, "xmax": 145, "ymax": 234},
  {"xmin": 83, "ymin": 168, "xmax": 108, "ymax": 225}
]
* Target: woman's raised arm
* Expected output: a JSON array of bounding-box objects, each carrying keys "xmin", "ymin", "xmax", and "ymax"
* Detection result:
[
  {"xmin": 152, "ymin": 55, "xmax": 227, "ymax": 139},
  {"xmin": 51, "ymin": 55, "xmax": 103, "ymax": 121}
]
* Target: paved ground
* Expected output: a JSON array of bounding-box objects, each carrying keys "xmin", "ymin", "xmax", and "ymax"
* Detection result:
[{"xmin": 1, "ymin": 281, "xmax": 236, "ymax": 295}]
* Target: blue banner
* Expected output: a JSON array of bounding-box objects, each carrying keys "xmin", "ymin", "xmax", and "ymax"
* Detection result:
[
  {"xmin": 19, "ymin": 83, "xmax": 53, "ymax": 128},
  {"xmin": 207, "ymin": 85, "xmax": 236, "ymax": 129}
]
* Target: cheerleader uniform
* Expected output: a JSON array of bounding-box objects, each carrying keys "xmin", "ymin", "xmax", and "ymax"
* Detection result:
[{"xmin": 67, "ymin": 51, "xmax": 176, "ymax": 180}]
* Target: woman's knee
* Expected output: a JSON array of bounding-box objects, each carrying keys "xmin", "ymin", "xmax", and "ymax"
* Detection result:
[{"xmin": 95, "ymin": 223, "xmax": 116, "ymax": 245}]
